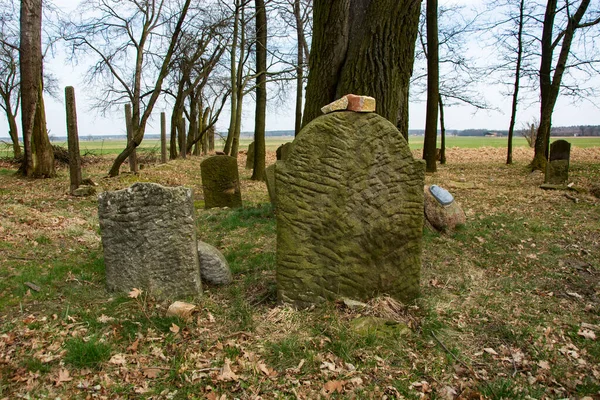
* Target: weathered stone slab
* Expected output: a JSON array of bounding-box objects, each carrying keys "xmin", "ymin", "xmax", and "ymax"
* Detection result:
[
  {"xmin": 545, "ymin": 140, "xmax": 571, "ymax": 185},
  {"xmin": 197, "ymin": 241, "xmax": 232, "ymax": 286},
  {"xmin": 276, "ymin": 142, "xmax": 293, "ymax": 161},
  {"xmin": 265, "ymin": 164, "xmax": 277, "ymax": 205},
  {"xmin": 245, "ymin": 141, "xmax": 255, "ymax": 169},
  {"xmin": 423, "ymin": 185, "xmax": 466, "ymax": 232},
  {"xmin": 276, "ymin": 111, "xmax": 424, "ymax": 307},
  {"xmin": 200, "ymin": 156, "xmax": 242, "ymax": 209},
  {"xmin": 98, "ymin": 182, "xmax": 202, "ymax": 298}
]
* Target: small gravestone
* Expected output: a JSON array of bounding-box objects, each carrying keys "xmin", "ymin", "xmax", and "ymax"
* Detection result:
[
  {"xmin": 545, "ymin": 140, "xmax": 571, "ymax": 185},
  {"xmin": 423, "ymin": 185, "xmax": 466, "ymax": 232},
  {"xmin": 276, "ymin": 142, "xmax": 293, "ymax": 161},
  {"xmin": 200, "ymin": 155, "xmax": 242, "ymax": 209},
  {"xmin": 197, "ymin": 241, "xmax": 232, "ymax": 285},
  {"xmin": 276, "ymin": 110, "xmax": 425, "ymax": 307},
  {"xmin": 98, "ymin": 183, "xmax": 202, "ymax": 298},
  {"xmin": 265, "ymin": 164, "xmax": 276, "ymax": 205},
  {"xmin": 245, "ymin": 142, "xmax": 255, "ymax": 169}
]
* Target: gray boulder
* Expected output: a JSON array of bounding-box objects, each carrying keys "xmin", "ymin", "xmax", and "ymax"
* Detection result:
[
  {"xmin": 197, "ymin": 241, "xmax": 232, "ymax": 285},
  {"xmin": 423, "ymin": 185, "xmax": 466, "ymax": 232}
]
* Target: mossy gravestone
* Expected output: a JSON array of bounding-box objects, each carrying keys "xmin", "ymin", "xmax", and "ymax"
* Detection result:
[
  {"xmin": 98, "ymin": 183, "xmax": 202, "ymax": 298},
  {"xmin": 276, "ymin": 111, "xmax": 425, "ymax": 307},
  {"xmin": 245, "ymin": 141, "xmax": 255, "ymax": 169},
  {"xmin": 200, "ymin": 155, "xmax": 242, "ymax": 209},
  {"xmin": 545, "ymin": 139, "xmax": 571, "ymax": 185}
]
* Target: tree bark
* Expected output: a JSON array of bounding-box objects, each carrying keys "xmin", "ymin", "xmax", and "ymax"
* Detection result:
[
  {"xmin": 32, "ymin": 82, "xmax": 54, "ymax": 177},
  {"xmin": 302, "ymin": 0, "xmax": 421, "ymax": 137},
  {"xmin": 251, "ymin": 0, "xmax": 267, "ymax": 181},
  {"xmin": 422, "ymin": 0, "xmax": 439, "ymax": 173},
  {"xmin": 439, "ymin": 96, "xmax": 446, "ymax": 165},
  {"xmin": 506, "ymin": 0, "xmax": 525, "ymax": 165},
  {"xmin": 224, "ymin": 0, "xmax": 241, "ymax": 155},
  {"xmin": 160, "ymin": 112, "xmax": 167, "ymax": 163},
  {"xmin": 293, "ymin": 0, "xmax": 305, "ymax": 136},
  {"xmin": 125, "ymin": 104, "xmax": 137, "ymax": 173},
  {"xmin": 3, "ymin": 98, "xmax": 21, "ymax": 158},
  {"xmin": 65, "ymin": 86, "xmax": 82, "ymax": 194}
]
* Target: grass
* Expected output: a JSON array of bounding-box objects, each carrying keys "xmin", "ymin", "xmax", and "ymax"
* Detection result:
[{"xmin": 0, "ymin": 145, "xmax": 599, "ymax": 398}]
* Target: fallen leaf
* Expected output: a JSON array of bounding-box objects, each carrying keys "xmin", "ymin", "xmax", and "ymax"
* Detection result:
[
  {"xmin": 483, "ymin": 348, "xmax": 498, "ymax": 356},
  {"xmin": 578, "ymin": 328, "xmax": 596, "ymax": 340},
  {"xmin": 567, "ymin": 292, "xmax": 583, "ymax": 299},
  {"xmin": 323, "ymin": 380, "xmax": 345, "ymax": 395},
  {"xmin": 538, "ymin": 360, "xmax": 551, "ymax": 370},
  {"xmin": 97, "ymin": 314, "xmax": 114, "ymax": 323},
  {"xmin": 54, "ymin": 369, "xmax": 73, "ymax": 386},
  {"xmin": 109, "ymin": 353, "xmax": 127, "ymax": 365},
  {"xmin": 129, "ymin": 288, "xmax": 142, "ymax": 299},
  {"xmin": 142, "ymin": 368, "xmax": 162, "ymax": 378},
  {"xmin": 170, "ymin": 323, "xmax": 180, "ymax": 334},
  {"xmin": 217, "ymin": 358, "xmax": 238, "ymax": 381},
  {"xmin": 127, "ymin": 338, "xmax": 139, "ymax": 353},
  {"xmin": 166, "ymin": 301, "xmax": 196, "ymax": 319}
]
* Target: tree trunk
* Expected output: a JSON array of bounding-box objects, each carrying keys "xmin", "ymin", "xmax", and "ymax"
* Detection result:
[
  {"xmin": 439, "ymin": 96, "xmax": 446, "ymax": 165},
  {"xmin": 422, "ymin": 0, "xmax": 439, "ymax": 173},
  {"xmin": 293, "ymin": 0, "xmax": 304, "ymax": 136},
  {"xmin": 506, "ymin": 0, "xmax": 525, "ymax": 165},
  {"xmin": 4, "ymin": 101, "xmax": 21, "ymax": 158},
  {"xmin": 251, "ymin": 0, "xmax": 267, "ymax": 181},
  {"xmin": 302, "ymin": 0, "xmax": 421, "ymax": 137},
  {"xmin": 65, "ymin": 86, "xmax": 82, "ymax": 194},
  {"xmin": 531, "ymin": 0, "xmax": 592, "ymax": 171},
  {"xmin": 224, "ymin": 0, "xmax": 241, "ymax": 155},
  {"xmin": 160, "ymin": 112, "xmax": 167, "ymax": 163},
  {"xmin": 208, "ymin": 108, "xmax": 215, "ymax": 152},
  {"xmin": 32, "ymin": 82, "xmax": 54, "ymax": 178},
  {"xmin": 125, "ymin": 104, "xmax": 137, "ymax": 173},
  {"xmin": 179, "ymin": 117, "xmax": 187, "ymax": 159}
]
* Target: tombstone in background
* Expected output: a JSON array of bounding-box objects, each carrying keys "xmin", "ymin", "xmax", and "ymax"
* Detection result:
[
  {"xmin": 276, "ymin": 111, "xmax": 425, "ymax": 307},
  {"xmin": 545, "ymin": 140, "xmax": 571, "ymax": 185},
  {"xmin": 245, "ymin": 141, "xmax": 255, "ymax": 169},
  {"xmin": 201, "ymin": 155, "xmax": 242, "ymax": 209},
  {"xmin": 98, "ymin": 183, "xmax": 202, "ymax": 298},
  {"xmin": 276, "ymin": 142, "xmax": 293, "ymax": 161},
  {"xmin": 265, "ymin": 164, "xmax": 276, "ymax": 205},
  {"xmin": 423, "ymin": 185, "xmax": 466, "ymax": 232}
]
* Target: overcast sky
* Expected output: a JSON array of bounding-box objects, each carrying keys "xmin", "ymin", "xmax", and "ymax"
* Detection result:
[{"xmin": 1, "ymin": 0, "xmax": 599, "ymax": 140}]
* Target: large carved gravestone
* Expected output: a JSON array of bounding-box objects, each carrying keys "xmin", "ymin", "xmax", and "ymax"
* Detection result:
[
  {"xmin": 545, "ymin": 140, "xmax": 571, "ymax": 185},
  {"xmin": 201, "ymin": 155, "xmax": 242, "ymax": 209},
  {"xmin": 98, "ymin": 183, "xmax": 202, "ymax": 298},
  {"xmin": 276, "ymin": 111, "xmax": 425, "ymax": 307}
]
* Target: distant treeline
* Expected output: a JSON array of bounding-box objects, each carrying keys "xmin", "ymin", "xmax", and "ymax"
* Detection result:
[{"xmin": 450, "ymin": 125, "xmax": 600, "ymax": 137}]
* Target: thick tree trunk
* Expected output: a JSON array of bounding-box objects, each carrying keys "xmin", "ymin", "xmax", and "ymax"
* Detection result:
[
  {"xmin": 302, "ymin": 0, "xmax": 421, "ymax": 137},
  {"xmin": 65, "ymin": 86, "xmax": 82, "ymax": 194},
  {"xmin": 439, "ymin": 96, "xmax": 446, "ymax": 165},
  {"xmin": 251, "ymin": 0, "xmax": 267, "ymax": 181},
  {"xmin": 32, "ymin": 83, "xmax": 54, "ymax": 177},
  {"xmin": 506, "ymin": 0, "xmax": 525, "ymax": 165},
  {"xmin": 422, "ymin": 0, "xmax": 439, "ymax": 173},
  {"xmin": 160, "ymin": 112, "xmax": 167, "ymax": 163},
  {"xmin": 125, "ymin": 104, "xmax": 137, "ymax": 173}
]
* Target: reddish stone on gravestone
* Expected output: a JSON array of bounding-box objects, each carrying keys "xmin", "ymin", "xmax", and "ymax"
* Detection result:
[{"xmin": 320, "ymin": 94, "xmax": 376, "ymax": 114}]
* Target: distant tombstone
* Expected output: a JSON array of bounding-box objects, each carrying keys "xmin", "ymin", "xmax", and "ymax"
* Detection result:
[
  {"xmin": 545, "ymin": 140, "xmax": 571, "ymax": 185},
  {"xmin": 276, "ymin": 111, "xmax": 425, "ymax": 307},
  {"xmin": 423, "ymin": 185, "xmax": 466, "ymax": 232},
  {"xmin": 245, "ymin": 141, "xmax": 255, "ymax": 169},
  {"xmin": 265, "ymin": 164, "xmax": 276, "ymax": 205},
  {"xmin": 276, "ymin": 142, "xmax": 293, "ymax": 161},
  {"xmin": 200, "ymin": 155, "xmax": 242, "ymax": 209},
  {"xmin": 98, "ymin": 183, "xmax": 202, "ymax": 298}
]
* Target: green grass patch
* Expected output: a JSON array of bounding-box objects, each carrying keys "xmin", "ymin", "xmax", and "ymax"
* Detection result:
[{"xmin": 64, "ymin": 337, "xmax": 111, "ymax": 368}]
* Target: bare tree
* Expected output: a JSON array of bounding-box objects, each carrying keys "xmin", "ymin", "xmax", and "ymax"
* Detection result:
[
  {"xmin": 64, "ymin": 0, "xmax": 192, "ymax": 177},
  {"xmin": 0, "ymin": 0, "xmax": 20, "ymax": 158},
  {"xmin": 423, "ymin": 0, "xmax": 439, "ymax": 173},
  {"xmin": 531, "ymin": 0, "xmax": 600, "ymax": 171},
  {"xmin": 251, "ymin": 0, "xmax": 267, "ymax": 181}
]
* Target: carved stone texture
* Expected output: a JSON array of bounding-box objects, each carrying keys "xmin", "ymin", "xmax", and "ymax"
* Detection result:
[
  {"xmin": 423, "ymin": 185, "xmax": 466, "ymax": 232},
  {"xmin": 200, "ymin": 156, "xmax": 242, "ymax": 209},
  {"xmin": 276, "ymin": 142, "xmax": 293, "ymax": 161},
  {"xmin": 265, "ymin": 164, "xmax": 277, "ymax": 206},
  {"xmin": 197, "ymin": 241, "xmax": 232, "ymax": 286},
  {"xmin": 245, "ymin": 141, "xmax": 255, "ymax": 169},
  {"xmin": 276, "ymin": 111, "xmax": 425, "ymax": 307},
  {"xmin": 98, "ymin": 182, "xmax": 202, "ymax": 298},
  {"xmin": 545, "ymin": 140, "xmax": 571, "ymax": 185}
]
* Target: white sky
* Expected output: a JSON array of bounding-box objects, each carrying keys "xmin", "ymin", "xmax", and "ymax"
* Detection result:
[{"xmin": 1, "ymin": 0, "xmax": 599, "ymax": 140}]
